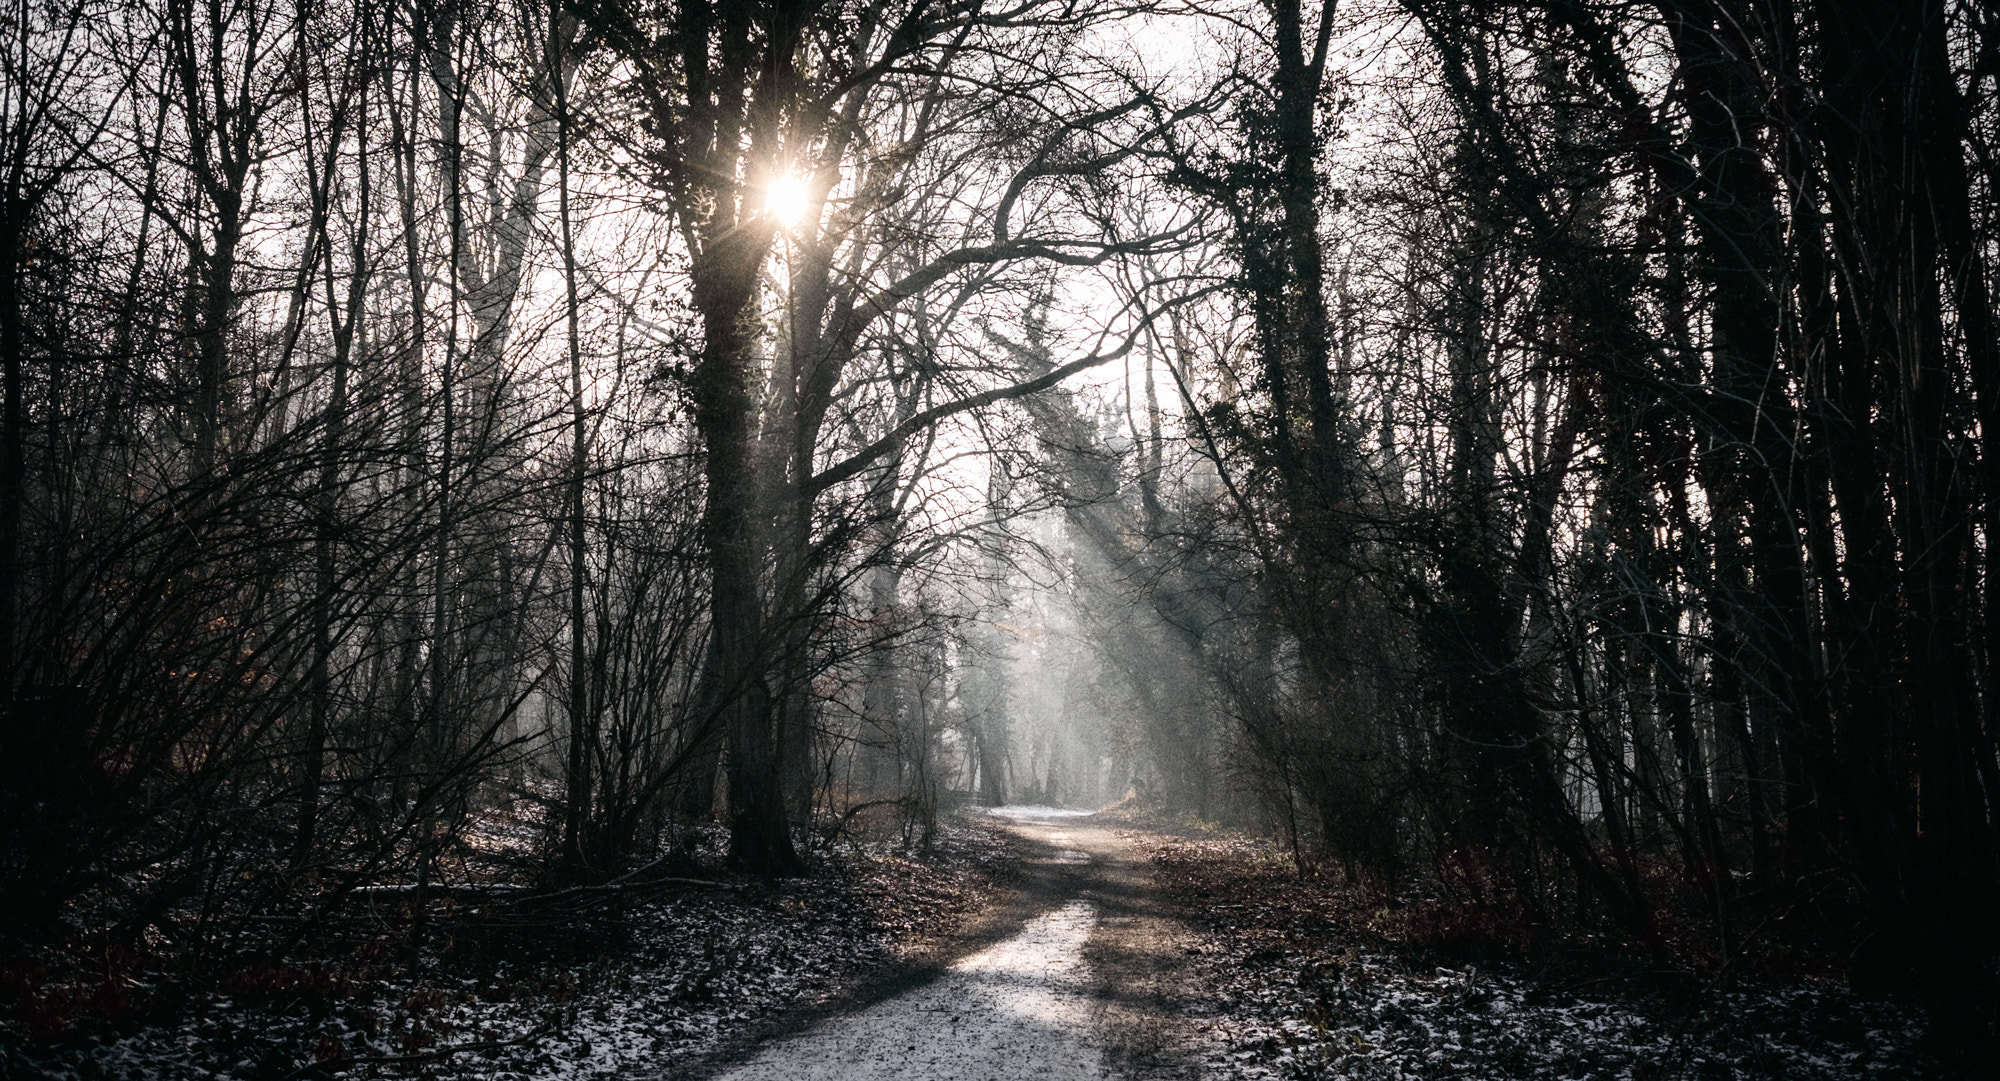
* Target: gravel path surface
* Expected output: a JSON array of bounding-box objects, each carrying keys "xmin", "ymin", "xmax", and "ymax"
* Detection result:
[
  {"xmin": 685, "ymin": 808, "xmax": 1202, "ymax": 1081},
  {"xmin": 712, "ymin": 899, "xmax": 1110, "ymax": 1081}
]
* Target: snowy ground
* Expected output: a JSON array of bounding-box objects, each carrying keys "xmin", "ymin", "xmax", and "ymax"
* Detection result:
[
  {"xmin": 1, "ymin": 820, "xmax": 1021, "ymax": 1081},
  {"xmin": 714, "ymin": 901, "xmax": 1108, "ymax": 1081},
  {"xmin": 1187, "ymin": 950, "xmax": 1933, "ymax": 1080},
  {"xmin": 14, "ymin": 815, "xmax": 1942, "ymax": 1081},
  {"xmin": 982, "ymin": 806, "xmax": 1096, "ymax": 821},
  {"xmin": 1142, "ymin": 835, "xmax": 1944, "ymax": 1081}
]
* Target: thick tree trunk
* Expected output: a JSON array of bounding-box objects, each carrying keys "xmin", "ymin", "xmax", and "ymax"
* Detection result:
[{"xmin": 693, "ymin": 277, "xmax": 799, "ymax": 875}]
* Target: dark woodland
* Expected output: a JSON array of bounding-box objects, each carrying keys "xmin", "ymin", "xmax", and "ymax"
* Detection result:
[{"xmin": 2, "ymin": 0, "xmax": 1996, "ymax": 1076}]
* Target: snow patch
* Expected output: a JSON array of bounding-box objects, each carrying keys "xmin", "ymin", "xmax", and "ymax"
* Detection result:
[
  {"xmin": 984, "ymin": 805, "xmax": 1094, "ymax": 820},
  {"xmin": 715, "ymin": 901, "xmax": 1106, "ymax": 1081}
]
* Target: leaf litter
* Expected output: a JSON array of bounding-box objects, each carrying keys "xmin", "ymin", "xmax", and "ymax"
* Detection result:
[
  {"xmin": 2, "ymin": 819, "xmax": 1021, "ymax": 1080},
  {"xmin": 1140, "ymin": 834, "xmax": 1943, "ymax": 1081}
]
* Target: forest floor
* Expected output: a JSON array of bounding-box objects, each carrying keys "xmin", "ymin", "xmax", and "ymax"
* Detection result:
[
  {"xmin": 686, "ymin": 808, "xmax": 1949, "ymax": 1081},
  {"xmin": 693, "ymin": 806, "xmax": 1202, "ymax": 1081},
  {"xmin": 4, "ymin": 808, "xmax": 1954, "ymax": 1080},
  {"xmin": 1106, "ymin": 813, "xmax": 1950, "ymax": 1081},
  {"xmin": 1, "ymin": 815, "xmax": 1028, "ymax": 1081}
]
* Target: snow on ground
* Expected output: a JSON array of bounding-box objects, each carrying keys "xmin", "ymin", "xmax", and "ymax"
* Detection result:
[
  {"xmin": 2, "ymin": 819, "xmax": 1020, "ymax": 1081},
  {"xmin": 982, "ymin": 806, "xmax": 1096, "ymax": 821},
  {"xmin": 1186, "ymin": 949, "xmax": 1932, "ymax": 1080},
  {"xmin": 715, "ymin": 900, "xmax": 1108, "ymax": 1081},
  {"xmin": 1142, "ymin": 835, "xmax": 1942, "ymax": 1081}
]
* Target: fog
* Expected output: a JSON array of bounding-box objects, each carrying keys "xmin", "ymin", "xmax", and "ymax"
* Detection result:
[{"xmin": 4, "ymin": 0, "xmax": 1997, "ymax": 1063}]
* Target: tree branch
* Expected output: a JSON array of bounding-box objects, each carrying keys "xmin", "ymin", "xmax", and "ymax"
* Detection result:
[{"xmin": 805, "ymin": 281, "xmax": 1225, "ymax": 497}]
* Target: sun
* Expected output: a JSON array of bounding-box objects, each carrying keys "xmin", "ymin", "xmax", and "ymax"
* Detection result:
[{"xmin": 765, "ymin": 174, "xmax": 811, "ymax": 228}]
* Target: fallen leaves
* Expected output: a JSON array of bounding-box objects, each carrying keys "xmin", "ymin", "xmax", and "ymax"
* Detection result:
[
  {"xmin": 3, "ymin": 818, "xmax": 1023, "ymax": 1081},
  {"xmin": 1139, "ymin": 833, "xmax": 1942, "ymax": 1081}
]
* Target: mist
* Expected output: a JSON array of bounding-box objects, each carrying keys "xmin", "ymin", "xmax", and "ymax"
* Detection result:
[{"xmin": 3, "ymin": 0, "xmax": 1996, "ymax": 1075}]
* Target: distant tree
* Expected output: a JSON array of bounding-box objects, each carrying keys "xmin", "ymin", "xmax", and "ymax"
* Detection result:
[{"xmin": 573, "ymin": 0, "xmax": 1203, "ymax": 872}]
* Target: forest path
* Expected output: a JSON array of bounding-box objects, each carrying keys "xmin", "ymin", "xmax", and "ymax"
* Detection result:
[{"xmin": 693, "ymin": 808, "xmax": 1202, "ymax": 1081}]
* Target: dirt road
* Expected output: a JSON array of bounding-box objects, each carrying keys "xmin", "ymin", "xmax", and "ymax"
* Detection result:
[{"xmin": 687, "ymin": 808, "xmax": 1201, "ymax": 1081}]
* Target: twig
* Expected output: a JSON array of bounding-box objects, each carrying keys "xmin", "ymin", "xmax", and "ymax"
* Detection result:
[{"xmin": 503, "ymin": 861, "xmax": 735, "ymax": 911}]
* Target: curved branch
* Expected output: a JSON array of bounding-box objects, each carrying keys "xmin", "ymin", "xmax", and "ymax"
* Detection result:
[{"xmin": 805, "ymin": 281, "xmax": 1226, "ymax": 497}]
